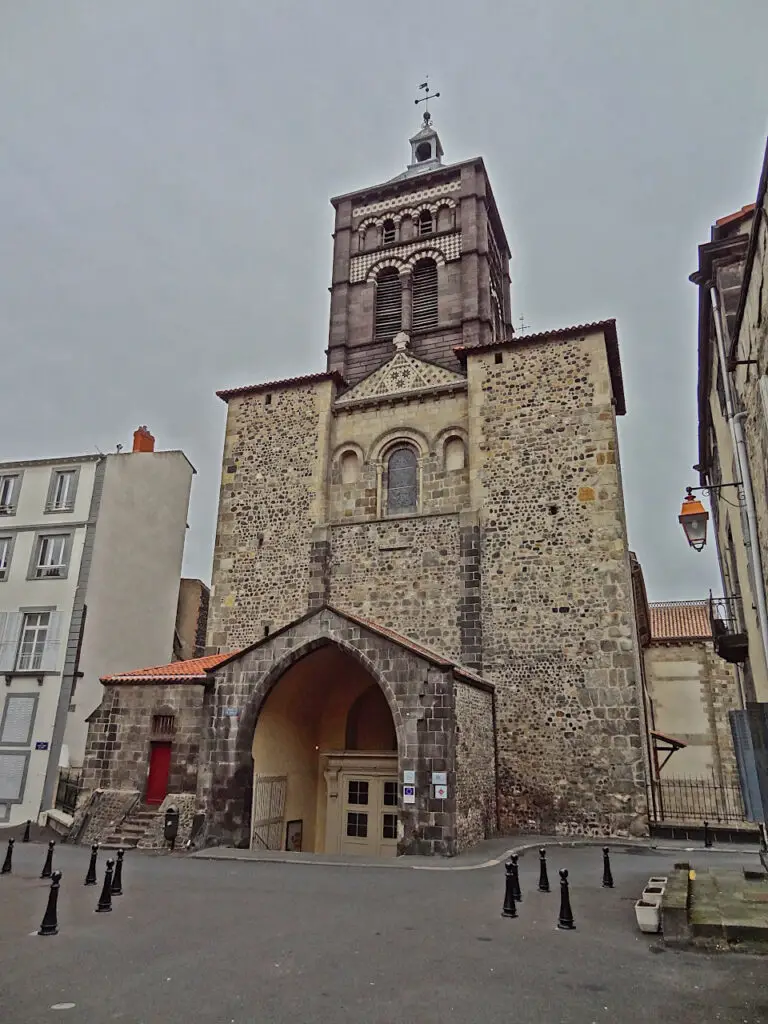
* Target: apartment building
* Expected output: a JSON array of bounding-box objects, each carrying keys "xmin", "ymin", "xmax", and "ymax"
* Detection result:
[{"xmin": 0, "ymin": 427, "xmax": 194, "ymax": 827}]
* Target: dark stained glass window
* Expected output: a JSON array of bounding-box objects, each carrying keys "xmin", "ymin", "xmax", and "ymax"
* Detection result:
[{"xmin": 386, "ymin": 446, "xmax": 418, "ymax": 515}]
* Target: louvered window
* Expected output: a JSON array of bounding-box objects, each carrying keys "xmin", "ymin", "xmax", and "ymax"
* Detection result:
[
  {"xmin": 382, "ymin": 220, "xmax": 396, "ymax": 244},
  {"xmin": 375, "ymin": 268, "xmax": 402, "ymax": 340},
  {"xmin": 418, "ymin": 210, "xmax": 433, "ymax": 236},
  {"xmin": 386, "ymin": 446, "xmax": 418, "ymax": 515},
  {"xmin": 412, "ymin": 259, "xmax": 438, "ymax": 332}
]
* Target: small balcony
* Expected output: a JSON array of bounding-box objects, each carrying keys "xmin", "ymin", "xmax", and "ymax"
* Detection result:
[{"xmin": 709, "ymin": 594, "xmax": 749, "ymax": 664}]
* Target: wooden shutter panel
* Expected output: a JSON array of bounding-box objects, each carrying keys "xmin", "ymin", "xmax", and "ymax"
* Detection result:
[
  {"xmin": 375, "ymin": 269, "xmax": 402, "ymax": 340},
  {"xmin": 40, "ymin": 611, "xmax": 62, "ymax": 672},
  {"xmin": 412, "ymin": 259, "xmax": 438, "ymax": 331},
  {"xmin": 0, "ymin": 612, "xmax": 22, "ymax": 673}
]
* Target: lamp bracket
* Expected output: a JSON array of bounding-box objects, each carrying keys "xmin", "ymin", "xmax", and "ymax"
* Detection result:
[{"xmin": 686, "ymin": 483, "xmax": 742, "ymax": 498}]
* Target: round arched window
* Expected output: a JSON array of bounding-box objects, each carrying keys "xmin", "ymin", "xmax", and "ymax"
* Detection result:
[
  {"xmin": 416, "ymin": 141, "xmax": 432, "ymax": 162},
  {"xmin": 386, "ymin": 446, "xmax": 418, "ymax": 515}
]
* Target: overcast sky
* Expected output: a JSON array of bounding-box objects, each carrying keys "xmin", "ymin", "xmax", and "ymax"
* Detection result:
[{"xmin": 2, "ymin": 2, "xmax": 767, "ymax": 599}]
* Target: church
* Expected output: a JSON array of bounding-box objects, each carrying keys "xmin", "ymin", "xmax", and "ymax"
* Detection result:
[{"xmin": 77, "ymin": 108, "xmax": 647, "ymax": 857}]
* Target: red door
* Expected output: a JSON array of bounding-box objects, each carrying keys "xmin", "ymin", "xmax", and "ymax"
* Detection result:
[{"xmin": 146, "ymin": 742, "xmax": 171, "ymax": 805}]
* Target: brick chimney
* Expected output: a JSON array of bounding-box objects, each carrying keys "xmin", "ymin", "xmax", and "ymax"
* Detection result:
[{"xmin": 132, "ymin": 426, "xmax": 156, "ymax": 453}]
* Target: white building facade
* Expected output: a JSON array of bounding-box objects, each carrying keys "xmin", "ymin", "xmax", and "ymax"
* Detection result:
[{"xmin": 0, "ymin": 431, "xmax": 194, "ymax": 827}]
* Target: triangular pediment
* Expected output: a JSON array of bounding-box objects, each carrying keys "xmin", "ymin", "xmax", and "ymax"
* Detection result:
[{"xmin": 335, "ymin": 345, "xmax": 465, "ymax": 406}]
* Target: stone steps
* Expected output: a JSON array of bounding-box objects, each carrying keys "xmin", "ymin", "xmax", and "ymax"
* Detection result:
[{"xmin": 102, "ymin": 805, "xmax": 161, "ymax": 849}]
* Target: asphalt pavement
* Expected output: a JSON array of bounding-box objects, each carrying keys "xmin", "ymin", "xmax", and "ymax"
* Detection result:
[{"xmin": 0, "ymin": 841, "xmax": 765, "ymax": 1024}]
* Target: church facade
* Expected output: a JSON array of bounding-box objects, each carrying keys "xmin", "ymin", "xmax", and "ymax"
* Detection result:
[{"xmin": 77, "ymin": 116, "xmax": 647, "ymax": 856}]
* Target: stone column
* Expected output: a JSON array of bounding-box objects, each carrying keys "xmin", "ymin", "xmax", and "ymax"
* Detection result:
[{"xmin": 400, "ymin": 271, "xmax": 412, "ymax": 334}]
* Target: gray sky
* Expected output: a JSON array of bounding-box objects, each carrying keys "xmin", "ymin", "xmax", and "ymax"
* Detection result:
[{"xmin": 2, "ymin": 1, "xmax": 767, "ymax": 599}]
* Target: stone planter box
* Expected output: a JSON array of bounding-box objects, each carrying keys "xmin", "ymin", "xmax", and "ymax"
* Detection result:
[
  {"xmin": 643, "ymin": 884, "xmax": 666, "ymax": 901},
  {"xmin": 648, "ymin": 876, "xmax": 668, "ymax": 886},
  {"xmin": 635, "ymin": 899, "xmax": 661, "ymax": 933}
]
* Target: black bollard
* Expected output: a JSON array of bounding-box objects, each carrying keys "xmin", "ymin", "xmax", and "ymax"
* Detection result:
[
  {"xmin": 1, "ymin": 838, "xmax": 13, "ymax": 875},
  {"xmin": 40, "ymin": 840, "xmax": 55, "ymax": 879},
  {"xmin": 511, "ymin": 853, "xmax": 523, "ymax": 902},
  {"xmin": 557, "ymin": 869, "xmax": 575, "ymax": 930},
  {"xmin": 111, "ymin": 848, "xmax": 124, "ymax": 896},
  {"xmin": 501, "ymin": 859, "xmax": 518, "ymax": 918},
  {"xmin": 84, "ymin": 844, "xmax": 99, "ymax": 886},
  {"xmin": 96, "ymin": 859, "xmax": 114, "ymax": 913},
  {"xmin": 602, "ymin": 847, "xmax": 614, "ymax": 888},
  {"xmin": 22, "ymin": 819, "xmax": 31, "ymax": 843},
  {"xmin": 704, "ymin": 820, "xmax": 712, "ymax": 848},
  {"xmin": 38, "ymin": 870, "xmax": 62, "ymax": 936},
  {"xmin": 538, "ymin": 848, "xmax": 550, "ymax": 892}
]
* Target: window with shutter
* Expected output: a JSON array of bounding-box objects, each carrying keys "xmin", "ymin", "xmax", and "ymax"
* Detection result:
[
  {"xmin": 375, "ymin": 268, "xmax": 402, "ymax": 340},
  {"xmin": 386, "ymin": 446, "xmax": 418, "ymax": 515},
  {"xmin": 0, "ymin": 694, "xmax": 37, "ymax": 745},
  {"xmin": 0, "ymin": 474, "xmax": 20, "ymax": 514},
  {"xmin": 0, "ymin": 752, "xmax": 29, "ymax": 802},
  {"xmin": 382, "ymin": 219, "xmax": 396, "ymax": 244},
  {"xmin": 418, "ymin": 210, "xmax": 433, "ymax": 237},
  {"xmin": 412, "ymin": 259, "xmax": 438, "ymax": 332},
  {"xmin": 0, "ymin": 536, "xmax": 13, "ymax": 581},
  {"xmin": 15, "ymin": 611, "xmax": 50, "ymax": 672}
]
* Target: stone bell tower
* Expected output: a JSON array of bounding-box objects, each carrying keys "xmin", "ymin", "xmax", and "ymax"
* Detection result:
[{"xmin": 326, "ymin": 105, "xmax": 513, "ymax": 385}]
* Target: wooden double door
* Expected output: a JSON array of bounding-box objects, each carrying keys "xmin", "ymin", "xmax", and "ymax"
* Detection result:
[{"xmin": 339, "ymin": 770, "xmax": 398, "ymax": 858}]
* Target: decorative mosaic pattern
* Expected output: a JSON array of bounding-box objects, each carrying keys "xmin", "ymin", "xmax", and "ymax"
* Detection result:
[
  {"xmin": 357, "ymin": 198, "xmax": 457, "ymax": 234},
  {"xmin": 350, "ymin": 233, "xmax": 461, "ymax": 283},
  {"xmin": 352, "ymin": 179, "xmax": 461, "ymax": 218},
  {"xmin": 336, "ymin": 349, "xmax": 466, "ymax": 405}
]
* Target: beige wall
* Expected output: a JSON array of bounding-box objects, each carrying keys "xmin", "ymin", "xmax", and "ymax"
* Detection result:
[
  {"xmin": 67, "ymin": 450, "xmax": 194, "ymax": 762},
  {"xmin": 250, "ymin": 645, "xmax": 396, "ymax": 853},
  {"xmin": 643, "ymin": 641, "xmax": 742, "ymax": 785}
]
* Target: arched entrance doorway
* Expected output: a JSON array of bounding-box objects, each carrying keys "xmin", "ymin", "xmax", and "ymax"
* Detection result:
[{"xmin": 250, "ymin": 643, "xmax": 399, "ymax": 857}]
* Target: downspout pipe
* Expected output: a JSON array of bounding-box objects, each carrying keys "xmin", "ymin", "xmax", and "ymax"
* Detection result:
[{"xmin": 710, "ymin": 285, "xmax": 768, "ymax": 683}]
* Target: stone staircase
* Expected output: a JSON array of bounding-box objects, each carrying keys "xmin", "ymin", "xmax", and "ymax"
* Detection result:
[{"xmin": 101, "ymin": 805, "xmax": 159, "ymax": 849}]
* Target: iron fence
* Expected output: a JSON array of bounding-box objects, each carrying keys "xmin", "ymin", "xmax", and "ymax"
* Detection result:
[
  {"xmin": 55, "ymin": 767, "xmax": 82, "ymax": 816},
  {"xmin": 649, "ymin": 775, "xmax": 747, "ymax": 825}
]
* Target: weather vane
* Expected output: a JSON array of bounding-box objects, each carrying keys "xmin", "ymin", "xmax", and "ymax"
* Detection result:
[{"xmin": 415, "ymin": 78, "xmax": 440, "ymax": 126}]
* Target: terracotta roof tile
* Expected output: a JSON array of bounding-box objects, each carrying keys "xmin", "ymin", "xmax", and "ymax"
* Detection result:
[
  {"xmin": 216, "ymin": 372, "xmax": 345, "ymax": 402},
  {"xmin": 715, "ymin": 203, "xmax": 755, "ymax": 228},
  {"xmin": 649, "ymin": 601, "xmax": 711, "ymax": 641},
  {"xmin": 101, "ymin": 652, "xmax": 234, "ymax": 683}
]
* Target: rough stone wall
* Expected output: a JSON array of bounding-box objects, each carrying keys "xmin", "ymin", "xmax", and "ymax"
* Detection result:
[
  {"xmin": 468, "ymin": 331, "xmax": 646, "ymax": 835},
  {"xmin": 199, "ymin": 608, "xmax": 461, "ymax": 856},
  {"xmin": 327, "ymin": 516, "xmax": 462, "ymax": 661},
  {"xmin": 69, "ymin": 788, "xmax": 140, "ymax": 845},
  {"xmin": 80, "ymin": 682, "xmax": 206, "ymax": 797},
  {"xmin": 137, "ymin": 793, "xmax": 199, "ymax": 850},
  {"xmin": 454, "ymin": 681, "xmax": 496, "ymax": 850},
  {"xmin": 644, "ymin": 641, "xmax": 742, "ymax": 786},
  {"xmin": 207, "ymin": 381, "xmax": 334, "ymax": 650}
]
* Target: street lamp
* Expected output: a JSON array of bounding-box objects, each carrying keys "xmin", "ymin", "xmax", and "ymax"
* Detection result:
[{"xmin": 679, "ymin": 488, "xmax": 709, "ymax": 551}]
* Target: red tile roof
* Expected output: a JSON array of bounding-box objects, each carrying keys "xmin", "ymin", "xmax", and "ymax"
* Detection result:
[
  {"xmin": 649, "ymin": 601, "xmax": 711, "ymax": 641},
  {"xmin": 101, "ymin": 652, "xmax": 234, "ymax": 683},
  {"xmin": 715, "ymin": 203, "xmax": 756, "ymax": 228},
  {"xmin": 216, "ymin": 372, "xmax": 345, "ymax": 402},
  {"xmin": 453, "ymin": 319, "xmax": 626, "ymax": 416}
]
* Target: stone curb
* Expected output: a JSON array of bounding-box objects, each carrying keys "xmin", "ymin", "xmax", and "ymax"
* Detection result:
[{"xmin": 188, "ymin": 837, "xmax": 761, "ymax": 872}]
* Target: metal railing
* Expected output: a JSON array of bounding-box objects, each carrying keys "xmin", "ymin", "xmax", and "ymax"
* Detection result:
[
  {"xmin": 55, "ymin": 768, "xmax": 82, "ymax": 816},
  {"xmin": 709, "ymin": 593, "xmax": 749, "ymax": 663},
  {"xmin": 649, "ymin": 775, "xmax": 747, "ymax": 825}
]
